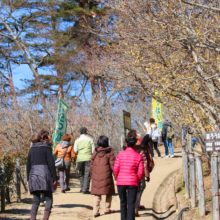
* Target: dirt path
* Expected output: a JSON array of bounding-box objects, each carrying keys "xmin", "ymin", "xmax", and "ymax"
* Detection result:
[{"xmin": 0, "ymin": 146, "xmax": 182, "ymax": 220}]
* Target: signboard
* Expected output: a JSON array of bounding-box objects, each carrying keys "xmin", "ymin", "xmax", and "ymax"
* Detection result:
[
  {"xmin": 122, "ymin": 110, "xmax": 131, "ymax": 137},
  {"xmin": 152, "ymin": 98, "xmax": 163, "ymax": 131},
  {"xmin": 205, "ymin": 132, "xmax": 220, "ymax": 152},
  {"xmin": 52, "ymin": 99, "xmax": 69, "ymax": 152}
]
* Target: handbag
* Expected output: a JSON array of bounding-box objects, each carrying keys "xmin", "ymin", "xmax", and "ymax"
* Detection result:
[{"xmin": 55, "ymin": 147, "xmax": 69, "ymax": 169}]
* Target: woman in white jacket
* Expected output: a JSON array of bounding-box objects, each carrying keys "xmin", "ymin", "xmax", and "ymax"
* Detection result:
[{"xmin": 149, "ymin": 118, "xmax": 161, "ymax": 158}]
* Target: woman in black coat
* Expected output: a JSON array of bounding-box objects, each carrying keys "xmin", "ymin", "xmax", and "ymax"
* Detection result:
[{"xmin": 27, "ymin": 130, "xmax": 57, "ymax": 220}]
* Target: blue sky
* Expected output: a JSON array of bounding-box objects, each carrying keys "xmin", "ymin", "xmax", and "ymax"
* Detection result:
[{"xmin": 13, "ymin": 65, "xmax": 34, "ymax": 89}]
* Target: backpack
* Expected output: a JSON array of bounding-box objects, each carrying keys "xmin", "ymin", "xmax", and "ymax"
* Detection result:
[
  {"xmin": 167, "ymin": 126, "xmax": 175, "ymax": 139},
  {"xmin": 151, "ymin": 126, "xmax": 161, "ymax": 142},
  {"xmin": 137, "ymin": 139, "xmax": 155, "ymax": 173}
]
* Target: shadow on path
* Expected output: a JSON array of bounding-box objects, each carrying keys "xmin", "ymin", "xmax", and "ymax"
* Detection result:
[
  {"xmin": 0, "ymin": 208, "xmax": 30, "ymax": 220},
  {"xmin": 0, "ymin": 218, "xmax": 29, "ymax": 220},
  {"xmin": 55, "ymin": 204, "xmax": 93, "ymax": 210},
  {"xmin": 20, "ymin": 198, "xmax": 33, "ymax": 204},
  {"xmin": 140, "ymin": 210, "xmax": 176, "ymax": 219},
  {"xmin": 143, "ymin": 205, "xmax": 174, "ymax": 215},
  {"xmin": 139, "ymin": 205, "xmax": 175, "ymax": 219}
]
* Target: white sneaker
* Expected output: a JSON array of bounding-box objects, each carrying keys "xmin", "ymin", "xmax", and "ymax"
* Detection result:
[
  {"xmin": 170, "ymin": 155, "xmax": 174, "ymax": 158},
  {"xmin": 163, "ymin": 155, "xmax": 169, "ymax": 158},
  {"xmin": 158, "ymin": 157, "xmax": 162, "ymax": 159}
]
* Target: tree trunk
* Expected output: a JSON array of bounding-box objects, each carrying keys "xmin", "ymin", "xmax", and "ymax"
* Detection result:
[
  {"xmin": 5, "ymin": 186, "xmax": 10, "ymax": 204},
  {"xmin": 100, "ymin": 78, "xmax": 107, "ymax": 102},
  {"xmin": 50, "ymin": 4, "xmax": 64, "ymax": 100},
  {"xmin": 35, "ymin": 73, "xmax": 48, "ymax": 121},
  {"xmin": 7, "ymin": 62, "xmax": 17, "ymax": 108}
]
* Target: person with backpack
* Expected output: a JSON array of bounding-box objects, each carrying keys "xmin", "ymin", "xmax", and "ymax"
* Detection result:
[
  {"xmin": 140, "ymin": 133, "xmax": 155, "ymax": 175},
  {"xmin": 90, "ymin": 136, "xmax": 116, "ymax": 218},
  {"xmin": 53, "ymin": 134, "xmax": 77, "ymax": 193},
  {"xmin": 162, "ymin": 118, "xmax": 174, "ymax": 158},
  {"xmin": 114, "ymin": 135, "xmax": 144, "ymax": 220},
  {"xmin": 149, "ymin": 118, "xmax": 161, "ymax": 158}
]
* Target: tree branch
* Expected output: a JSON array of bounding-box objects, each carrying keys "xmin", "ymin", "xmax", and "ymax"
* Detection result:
[{"xmin": 181, "ymin": 0, "xmax": 220, "ymax": 12}]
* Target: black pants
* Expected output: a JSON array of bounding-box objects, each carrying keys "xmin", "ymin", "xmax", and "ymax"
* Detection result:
[
  {"xmin": 31, "ymin": 191, "xmax": 53, "ymax": 213},
  {"xmin": 118, "ymin": 185, "xmax": 138, "ymax": 220},
  {"xmin": 40, "ymin": 193, "xmax": 45, "ymax": 203},
  {"xmin": 150, "ymin": 141, "xmax": 161, "ymax": 157}
]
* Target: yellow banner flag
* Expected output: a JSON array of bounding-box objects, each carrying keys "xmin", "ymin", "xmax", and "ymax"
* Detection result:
[{"xmin": 152, "ymin": 98, "xmax": 163, "ymax": 131}]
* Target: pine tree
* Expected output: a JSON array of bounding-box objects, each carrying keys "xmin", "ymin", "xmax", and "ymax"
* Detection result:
[{"xmin": 0, "ymin": 0, "xmax": 109, "ymax": 117}]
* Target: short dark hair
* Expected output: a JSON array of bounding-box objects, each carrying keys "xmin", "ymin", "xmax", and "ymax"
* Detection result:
[
  {"xmin": 128, "ymin": 130, "xmax": 137, "ymax": 137},
  {"xmin": 30, "ymin": 133, "xmax": 41, "ymax": 143},
  {"xmin": 149, "ymin": 118, "xmax": 155, "ymax": 123},
  {"xmin": 80, "ymin": 127, "xmax": 87, "ymax": 134},
  {"xmin": 62, "ymin": 134, "xmax": 71, "ymax": 142},
  {"xmin": 125, "ymin": 135, "xmax": 137, "ymax": 148},
  {"xmin": 97, "ymin": 136, "xmax": 109, "ymax": 148}
]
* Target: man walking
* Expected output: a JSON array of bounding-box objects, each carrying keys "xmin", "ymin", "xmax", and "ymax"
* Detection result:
[
  {"xmin": 74, "ymin": 127, "xmax": 95, "ymax": 194},
  {"xmin": 162, "ymin": 119, "xmax": 174, "ymax": 158}
]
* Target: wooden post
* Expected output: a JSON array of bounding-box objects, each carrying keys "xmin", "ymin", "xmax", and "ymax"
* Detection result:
[
  {"xmin": 196, "ymin": 156, "xmax": 206, "ymax": 217},
  {"xmin": 185, "ymin": 133, "xmax": 188, "ymax": 153},
  {"xmin": 182, "ymin": 145, "xmax": 186, "ymax": 154},
  {"xmin": 182, "ymin": 128, "xmax": 186, "ymax": 184},
  {"xmin": 182, "ymin": 150, "xmax": 186, "ymax": 184},
  {"xmin": 188, "ymin": 134, "xmax": 192, "ymax": 153},
  {"xmin": 211, "ymin": 155, "xmax": 219, "ymax": 220},
  {"xmin": 16, "ymin": 159, "xmax": 21, "ymax": 202},
  {"xmin": 218, "ymin": 152, "xmax": 220, "ymax": 181},
  {"xmin": 1, "ymin": 163, "xmax": 5, "ymax": 212},
  {"xmin": 183, "ymin": 152, "xmax": 189, "ymax": 199},
  {"xmin": 182, "ymin": 128, "xmax": 185, "ymax": 146},
  {"xmin": 189, "ymin": 153, "xmax": 196, "ymax": 207}
]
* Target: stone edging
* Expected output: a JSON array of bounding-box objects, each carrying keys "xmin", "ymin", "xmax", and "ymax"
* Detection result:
[{"xmin": 150, "ymin": 169, "xmax": 180, "ymax": 220}]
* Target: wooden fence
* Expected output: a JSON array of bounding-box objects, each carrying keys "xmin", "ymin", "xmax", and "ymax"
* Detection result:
[
  {"xmin": 1, "ymin": 159, "xmax": 22, "ymax": 212},
  {"xmin": 181, "ymin": 129, "xmax": 219, "ymax": 220}
]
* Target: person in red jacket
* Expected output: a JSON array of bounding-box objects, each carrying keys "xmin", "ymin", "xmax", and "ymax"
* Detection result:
[
  {"xmin": 127, "ymin": 130, "xmax": 150, "ymax": 217},
  {"xmin": 114, "ymin": 136, "xmax": 144, "ymax": 220}
]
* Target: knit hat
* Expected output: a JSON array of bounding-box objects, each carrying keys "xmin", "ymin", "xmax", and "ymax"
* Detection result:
[{"xmin": 163, "ymin": 118, "xmax": 169, "ymax": 123}]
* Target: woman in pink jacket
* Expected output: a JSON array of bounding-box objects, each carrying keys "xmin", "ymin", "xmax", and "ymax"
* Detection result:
[{"xmin": 114, "ymin": 136, "xmax": 144, "ymax": 220}]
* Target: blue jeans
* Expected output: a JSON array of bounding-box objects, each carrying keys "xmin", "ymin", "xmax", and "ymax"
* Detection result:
[
  {"xmin": 164, "ymin": 139, "xmax": 174, "ymax": 156},
  {"xmin": 192, "ymin": 137, "xmax": 198, "ymax": 148}
]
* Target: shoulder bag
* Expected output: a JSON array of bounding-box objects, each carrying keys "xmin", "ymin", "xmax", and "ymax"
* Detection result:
[{"xmin": 55, "ymin": 147, "xmax": 69, "ymax": 169}]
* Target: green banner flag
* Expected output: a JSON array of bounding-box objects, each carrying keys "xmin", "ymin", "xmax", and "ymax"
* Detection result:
[{"xmin": 52, "ymin": 99, "xmax": 69, "ymax": 151}]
